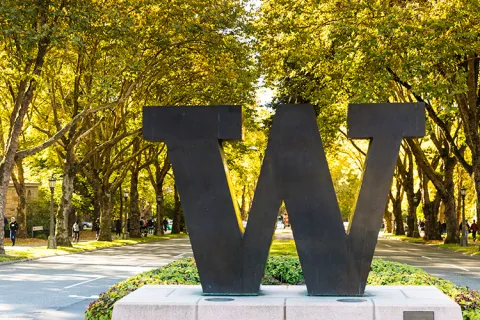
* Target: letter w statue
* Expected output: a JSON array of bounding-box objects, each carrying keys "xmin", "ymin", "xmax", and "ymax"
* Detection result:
[{"xmin": 143, "ymin": 103, "xmax": 425, "ymax": 296}]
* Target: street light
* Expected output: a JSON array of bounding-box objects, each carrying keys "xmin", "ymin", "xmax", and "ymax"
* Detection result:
[
  {"xmin": 47, "ymin": 176, "xmax": 57, "ymax": 249},
  {"xmin": 122, "ymin": 189, "xmax": 129, "ymax": 239},
  {"xmin": 460, "ymin": 187, "xmax": 468, "ymax": 247}
]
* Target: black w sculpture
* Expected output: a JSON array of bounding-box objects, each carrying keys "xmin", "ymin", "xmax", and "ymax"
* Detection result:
[{"xmin": 143, "ymin": 103, "xmax": 425, "ymax": 296}]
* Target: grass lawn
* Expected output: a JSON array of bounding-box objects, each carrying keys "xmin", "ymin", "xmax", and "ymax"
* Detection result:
[
  {"xmin": 0, "ymin": 232, "xmax": 186, "ymax": 263},
  {"xmin": 438, "ymin": 243, "xmax": 480, "ymax": 255},
  {"xmin": 1, "ymin": 235, "xmax": 293, "ymax": 263},
  {"xmin": 382, "ymin": 234, "xmax": 431, "ymax": 244},
  {"xmin": 269, "ymin": 239, "xmax": 297, "ymax": 257},
  {"xmin": 383, "ymin": 233, "xmax": 480, "ymax": 255}
]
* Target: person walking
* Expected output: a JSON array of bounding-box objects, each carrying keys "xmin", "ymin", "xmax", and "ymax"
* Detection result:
[
  {"xmin": 163, "ymin": 218, "xmax": 169, "ymax": 232},
  {"xmin": 72, "ymin": 221, "xmax": 80, "ymax": 243},
  {"xmin": 9, "ymin": 217, "xmax": 19, "ymax": 246},
  {"xmin": 471, "ymin": 220, "xmax": 478, "ymax": 242},
  {"xmin": 115, "ymin": 219, "xmax": 121, "ymax": 237},
  {"xmin": 93, "ymin": 218, "xmax": 100, "ymax": 240}
]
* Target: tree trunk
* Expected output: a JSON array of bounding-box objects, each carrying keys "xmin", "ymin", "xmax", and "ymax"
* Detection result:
[
  {"xmin": 424, "ymin": 196, "xmax": 442, "ymax": 241},
  {"xmin": 422, "ymin": 172, "xmax": 442, "ymax": 241},
  {"xmin": 15, "ymin": 184, "xmax": 27, "ymax": 238},
  {"xmin": 383, "ymin": 196, "xmax": 393, "ymax": 233},
  {"xmin": 443, "ymin": 158, "xmax": 459, "ymax": 244},
  {"xmin": 392, "ymin": 198, "xmax": 405, "ymax": 235},
  {"xmin": 11, "ymin": 160, "xmax": 27, "ymax": 238},
  {"xmin": 406, "ymin": 212, "xmax": 415, "ymax": 237},
  {"xmin": 172, "ymin": 184, "xmax": 181, "ymax": 234},
  {"xmin": 55, "ymin": 161, "xmax": 75, "ymax": 247},
  {"xmin": 94, "ymin": 177, "xmax": 113, "ymax": 241},
  {"xmin": 240, "ymin": 184, "xmax": 247, "ymax": 220},
  {"xmin": 156, "ymin": 189, "xmax": 165, "ymax": 235},
  {"xmin": 93, "ymin": 196, "xmax": 100, "ymax": 221},
  {"xmin": 399, "ymin": 149, "xmax": 419, "ymax": 238},
  {"xmin": 384, "ymin": 208, "xmax": 393, "ymax": 233},
  {"xmin": 439, "ymin": 202, "xmax": 445, "ymax": 224},
  {"xmin": 150, "ymin": 154, "xmax": 170, "ymax": 236},
  {"xmin": 129, "ymin": 169, "xmax": 141, "ymax": 238},
  {"xmin": 0, "ymin": 14, "xmax": 51, "ymax": 254},
  {"xmin": 456, "ymin": 175, "xmax": 463, "ymax": 223},
  {"xmin": 119, "ymin": 188, "xmax": 123, "ymax": 231},
  {"xmin": 444, "ymin": 195, "xmax": 459, "ymax": 243},
  {"xmin": 0, "ymin": 87, "xmax": 36, "ymax": 253},
  {"xmin": 407, "ymin": 139, "xmax": 459, "ymax": 244},
  {"xmin": 474, "ymin": 166, "xmax": 480, "ymax": 225},
  {"xmin": 98, "ymin": 191, "xmax": 113, "ymax": 241}
]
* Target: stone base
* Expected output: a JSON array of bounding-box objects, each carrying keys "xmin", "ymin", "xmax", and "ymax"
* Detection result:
[{"xmin": 112, "ymin": 285, "xmax": 461, "ymax": 320}]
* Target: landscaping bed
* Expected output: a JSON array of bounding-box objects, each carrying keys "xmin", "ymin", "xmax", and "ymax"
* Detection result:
[{"xmin": 86, "ymin": 241, "xmax": 480, "ymax": 320}]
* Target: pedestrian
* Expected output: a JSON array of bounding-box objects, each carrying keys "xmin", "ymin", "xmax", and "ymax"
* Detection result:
[
  {"xmin": 9, "ymin": 217, "xmax": 19, "ymax": 246},
  {"xmin": 140, "ymin": 217, "xmax": 148, "ymax": 237},
  {"xmin": 163, "ymin": 218, "xmax": 169, "ymax": 232},
  {"xmin": 94, "ymin": 218, "xmax": 100, "ymax": 240},
  {"xmin": 471, "ymin": 220, "xmax": 478, "ymax": 242},
  {"xmin": 115, "ymin": 219, "xmax": 121, "ymax": 237},
  {"xmin": 72, "ymin": 221, "xmax": 80, "ymax": 243}
]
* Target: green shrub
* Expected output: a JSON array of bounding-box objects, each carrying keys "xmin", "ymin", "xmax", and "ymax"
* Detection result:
[
  {"xmin": 85, "ymin": 258, "xmax": 480, "ymax": 320},
  {"xmin": 263, "ymin": 256, "xmax": 304, "ymax": 284}
]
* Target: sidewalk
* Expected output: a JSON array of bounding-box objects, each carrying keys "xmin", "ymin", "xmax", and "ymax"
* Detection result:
[
  {"xmin": 1, "ymin": 231, "xmax": 184, "ymax": 264},
  {"xmin": 274, "ymin": 227, "xmax": 294, "ymax": 240}
]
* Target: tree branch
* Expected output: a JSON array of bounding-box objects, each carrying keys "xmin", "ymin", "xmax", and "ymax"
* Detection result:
[
  {"xmin": 386, "ymin": 66, "xmax": 472, "ymax": 174},
  {"xmin": 15, "ymin": 103, "xmax": 118, "ymax": 160}
]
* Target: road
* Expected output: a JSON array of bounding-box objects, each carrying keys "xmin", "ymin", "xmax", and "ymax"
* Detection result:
[
  {"xmin": 375, "ymin": 237, "xmax": 480, "ymax": 290},
  {"xmin": 0, "ymin": 236, "xmax": 193, "ymax": 320}
]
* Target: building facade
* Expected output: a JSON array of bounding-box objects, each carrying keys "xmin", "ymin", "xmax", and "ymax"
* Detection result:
[{"xmin": 5, "ymin": 182, "xmax": 41, "ymax": 219}]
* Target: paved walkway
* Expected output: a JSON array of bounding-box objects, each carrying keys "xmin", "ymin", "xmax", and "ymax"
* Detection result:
[
  {"xmin": 0, "ymin": 236, "xmax": 192, "ymax": 320},
  {"xmin": 275, "ymin": 228, "xmax": 480, "ymax": 290},
  {"xmin": 375, "ymin": 237, "xmax": 480, "ymax": 290}
]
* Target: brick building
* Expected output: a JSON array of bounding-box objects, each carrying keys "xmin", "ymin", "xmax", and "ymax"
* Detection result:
[{"xmin": 5, "ymin": 182, "xmax": 41, "ymax": 219}]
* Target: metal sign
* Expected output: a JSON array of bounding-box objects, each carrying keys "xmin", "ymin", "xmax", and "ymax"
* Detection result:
[{"xmin": 143, "ymin": 103, "xmax": 425, "ymax": 296}]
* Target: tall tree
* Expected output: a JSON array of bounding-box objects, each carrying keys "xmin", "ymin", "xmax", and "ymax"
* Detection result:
[
  {"xmin": 171, "ymin": 183, "xmax": 182, "ymax": 234},
  {"xmin": 397, "ymin": 147, "xmax": 420, "ymax": 238},
  {"xmin": 389, "ymin": 176, "xmax": 405, "ymax": 236},
  {"xmin": 0, "ymin": 1, "xmax": 63, "ymax": 254},
  {"xmin": 146, "ymin": 151, "xmax": 170, "ymax": 236}
]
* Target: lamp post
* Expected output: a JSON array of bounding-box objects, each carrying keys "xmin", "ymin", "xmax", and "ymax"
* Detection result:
[
  {"xmin": 460, "ymin": 187, "xmax": 468, "ymax": 247},
  {"xmin": 47, "ymin": 176, "xmax": 57, "ymax": 249},
  {"xmin": 122, "ymin": 189, "xmax": 129, "ymax": 239}
]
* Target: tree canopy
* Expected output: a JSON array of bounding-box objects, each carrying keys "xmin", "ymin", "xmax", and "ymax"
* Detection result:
[{"xmin": 1, "ymin": 0, "xmax": 479, "ymax": 254}]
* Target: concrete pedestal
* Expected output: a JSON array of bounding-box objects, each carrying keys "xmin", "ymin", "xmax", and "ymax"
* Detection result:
[{"xmin": 112, "ymin": 285, "xmax": 461, "ymax": 320}]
